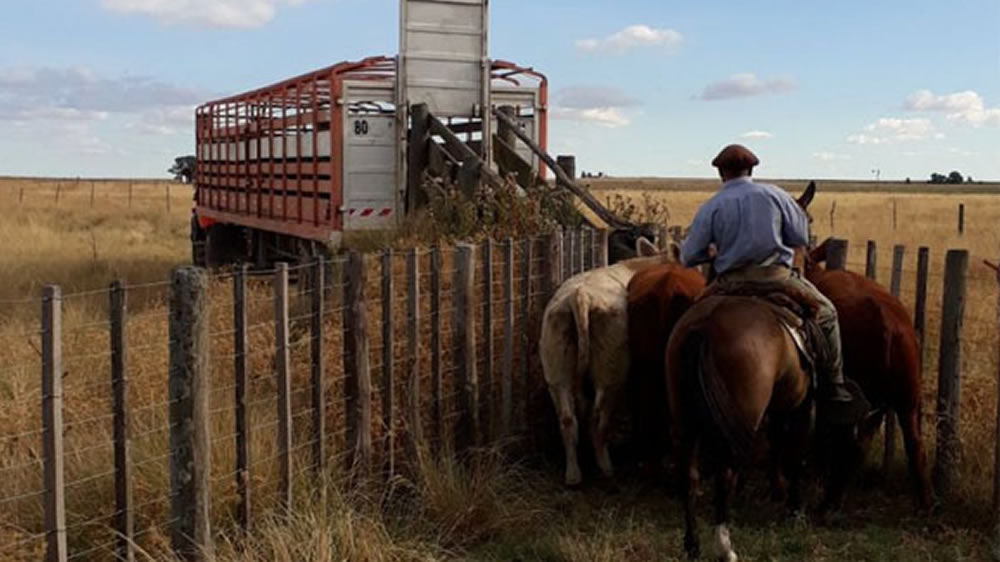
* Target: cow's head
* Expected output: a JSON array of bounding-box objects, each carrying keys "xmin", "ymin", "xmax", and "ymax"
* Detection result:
[{"xmin": 608, "ymin": 223, "xmax": 659, "ymax": 264}]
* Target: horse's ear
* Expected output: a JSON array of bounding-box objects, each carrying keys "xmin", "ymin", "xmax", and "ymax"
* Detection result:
[
  {"xmin": 797, "ymin": 180, "xmax": 816, "ymax": 210},
  {"xmin": 636, "ymin": 236, "xmax": 658, "ymax": 257}
]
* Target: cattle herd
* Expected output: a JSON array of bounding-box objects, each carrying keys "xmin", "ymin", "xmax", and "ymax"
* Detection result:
[{"xmin": 538, "ymin": 184, "xmax": 928, "ymax": 560}]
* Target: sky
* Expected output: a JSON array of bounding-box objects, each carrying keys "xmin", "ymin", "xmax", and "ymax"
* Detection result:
[{"xmin": 0, "ymin": 0, "xmax": 998, "ymax": 180}]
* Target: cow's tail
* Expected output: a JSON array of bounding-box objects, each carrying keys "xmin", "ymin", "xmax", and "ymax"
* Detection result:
[
  {"xmin": 569, "ymin": 289, "xmax": 591, "ymax": 379},
  {"xmin": 683, "ymin": 329, "xmax": 755, "ymax": 467}
]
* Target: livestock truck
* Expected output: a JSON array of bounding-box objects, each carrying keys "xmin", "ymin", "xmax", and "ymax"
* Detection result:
[{"xmin": 189, "ymin": 0, "xmax": 643, "ymax": 269}]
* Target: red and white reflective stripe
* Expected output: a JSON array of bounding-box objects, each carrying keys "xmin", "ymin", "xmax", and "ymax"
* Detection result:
[{"xmin": 347, "ymin": 208, "xmax": 393, "ymax": 217}]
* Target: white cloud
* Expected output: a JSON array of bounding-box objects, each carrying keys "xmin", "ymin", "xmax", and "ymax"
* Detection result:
[
  {"xmin": 555, "ymin": 86, "xmax": 640, "ymax": 110},
  {"xmin": 551, "ymin": 86, "xmax": 639, "ymax": 127},
  {"xmin": 695, "ymin": 73, "xmax": 797, "ymax": 101},
  {"xmin": 552, "ymin": 107, "xmax": 631, "ymax": 128},
  {"xmin": 847, "ymin": 117, "xmax": 942, "ymax": 144},
  {"xmin": 101, "ymin": 0, "xmax": 309, "ymax": 28},
  {"xmin": 575, "ymin": 25, "xmax": 683, "ymax": 54},
  {"xmin": 903, "ymin": 89, "xmax": 1000, "ymax": 127},
  {"xmin": 813, "ymin": 152, "xmax": 851, "ymax": 162},
  {"xmin": 741, "ymin": 130, "xmax": 773, "ymax": 139}
]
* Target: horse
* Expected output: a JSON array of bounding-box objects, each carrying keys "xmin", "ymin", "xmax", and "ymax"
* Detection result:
[
  {"xmin": 625, "ymin": 262, "xmax": 706, "ymax": 477},
  {"xmin": 803, "ymin": 238, "xmax": 932, "ymax": 511},
  {"xmin": 539, "ymin": 236, "xmax": 676, "ymax": 487}
]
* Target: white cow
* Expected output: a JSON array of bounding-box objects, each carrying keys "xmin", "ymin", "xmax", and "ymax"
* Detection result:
[{"xmin": 539, "ymin": 237, "xmax": 678, "ymax": 486}]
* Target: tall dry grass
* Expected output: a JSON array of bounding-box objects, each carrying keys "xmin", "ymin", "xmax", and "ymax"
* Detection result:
[{"xmin": 0, "ymin": 177, "xmax": 997, "ymax": 560}]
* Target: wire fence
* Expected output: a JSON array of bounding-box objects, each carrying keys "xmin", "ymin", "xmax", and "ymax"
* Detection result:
[{"xmin": 0, "ymin": 232, "xmax": 994, "ymax": 560}]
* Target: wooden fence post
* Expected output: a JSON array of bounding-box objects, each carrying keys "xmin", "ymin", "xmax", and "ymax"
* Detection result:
[
  {"xmin": 454, "ymin": 243, "xmax": 480, "ymax": 450},
  {"xmin": 233, "ymin": 266, "xmax": 250, "ymax": 532},
  {"xmin": 564, "ymin": 229, "xmax": 573, "ymax": 279},
  {"xmin": 501, "ymin": 238, "xmax": 514, "ymax": 437},
  {"xmin": 829, "ymin": 200, "xmax": 836, "ymax": 230},
  {"xmin": 429, "ymin": 248, "xmax": 442, "ymax": 452},
  {"xmin": 576, "ymin": 228, "xmax": 584, "ymax": 274},
  {"xmin": 90, "ymin": 182, "xmax": 96, "ymax": 208},
  {"xmin": 958, "ymin": 203, "xmax": 965, "ymax": 236},
  {"xmin": 128, "ymin": 182, "xmax": 133, "ymax": 209},
  {"xmin": 168, "ymin": 268, "xmax": 211, "ymax": 561},
  {"xmin": 381, "ymin": 250, "xmax": 395, "ymax": 478},
  {"xmin": 274, "ymin": 264, "xmax": 292, "ymax": 511},
  {"xmin": 915, "ymin": 247, "xmax": 930, "ymax": 356},
  {"xmin": 826, "ymin": 239, "xmax": 848, "ymax": 271},
  {"xmin": 933, "ymin": 249, "xmax": 968, "ymax": 497},
  {"xmin": 42, "ymin": 285, "xmax": 67, "ymax": 562},
  {"xmin": 519, "ymin": 238, "xmax": 532, "ymax": 433},
  {"xmin": 598, "ymin": 229, "xmax": 609, "ymax": 268},
  {"xmin": 311, "ymin": 257, "xmax": 326, "ymax": 478},
  {"xmin": 407, "ymin": 103, "xmax": 430, "ymax": 211},
  {"xmin": 988, "ymin": 258, "xmax": 1000, "ymax": 538},
  {"xmin": 481, "ymin": 240, "xmax": 494, "ymax": 441},
  {"xmin": 166, "ymin": 183, "xmax": 172, "ymax": 212},
  {"xmin": 865, "ymin": 241, "xmax": 877, "ymax": 280},
  {"xmin": 344, "ymin": 252, "xmax": 372, "ymax": 476},
  {"xmin": 883, "ymin": 245, "xmax": 905, "ymax": 476},
  {"xmin": 110, "ymin": 282, "xmax": 134, "ymax": 562},
  {"xmin": 406, "ymin": 249, "xmax": 422, "ymax": 453},
  {"xmin": 548, "ymin": 230, "xmax": 564, "ymax": 295},
  {"xmin": 54, "ymin": 183, "xmax": 61, "ymax": 205}
]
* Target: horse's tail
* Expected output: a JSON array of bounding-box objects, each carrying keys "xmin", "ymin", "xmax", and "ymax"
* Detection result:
[
  {"xmin": 569, "ymin": 289, "xmax": 590, "ymax": 380},
  {"xmin": 684, "ymin": 329, "xmax": 756, "ymax": 467}
]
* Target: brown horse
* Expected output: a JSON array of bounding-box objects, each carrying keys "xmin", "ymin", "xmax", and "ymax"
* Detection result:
[
  {"xmin": 666, "ymin": 289, "xmax": 847, "ymax": 560},
  {"xmin": 626, "ymin": 262, "xmax": 706, "ymax": 475},
  {"xmin": 803, "ymin": 238, "xmax": 932, "ymax": 511}
]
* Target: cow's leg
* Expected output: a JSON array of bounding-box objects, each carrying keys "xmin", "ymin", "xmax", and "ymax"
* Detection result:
[
  {"xmin": 591, "ymin": 383, "xmax": 621, "ymax": 482},
  {"xmin": 898, "ymin": 407, "xmax": 932, "ymax": 511},
  {"xmin": 549, "ymin": 383, "xmax": 582, "ymax": 487}
]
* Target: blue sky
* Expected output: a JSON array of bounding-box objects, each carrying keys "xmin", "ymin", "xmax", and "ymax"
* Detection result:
[{"xmin": 1, "ymin": 0, "xmax": 998, "ymax": 180}]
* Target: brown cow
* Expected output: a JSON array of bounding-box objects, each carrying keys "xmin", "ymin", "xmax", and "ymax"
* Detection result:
[
  {"xmin": 804, "ymin": 238, "xmax": 932, "ymax": 511},
  {"xmin": 625, "ymin": 263, "xmax": 706, "ymax": 475}
]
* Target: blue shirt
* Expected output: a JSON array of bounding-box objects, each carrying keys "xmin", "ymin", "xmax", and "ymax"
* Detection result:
[{"xmin": 680, "ymin": 177, "xmax": 810, "ymax": 274}]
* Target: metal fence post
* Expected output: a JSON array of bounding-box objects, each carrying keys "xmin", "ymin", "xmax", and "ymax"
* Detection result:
[{"xmin": 233, "ymin": 266, "xmax": 250, "ymax": 532}]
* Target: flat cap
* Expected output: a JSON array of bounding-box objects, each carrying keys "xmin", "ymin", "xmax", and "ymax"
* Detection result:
[{"xmin": 711, "ymin": 144, "xmax": 760, "ymax": 170}]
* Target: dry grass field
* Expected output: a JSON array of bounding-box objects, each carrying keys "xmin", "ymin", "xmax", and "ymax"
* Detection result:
[{"xmin": 0, "ymin": 176, "xmax": 998, "ymax": 560}]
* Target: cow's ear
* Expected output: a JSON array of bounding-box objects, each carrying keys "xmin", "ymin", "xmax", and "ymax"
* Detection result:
[{"xmin": 636, "ymin": 236, "xmax": 658, "ymax": 257}]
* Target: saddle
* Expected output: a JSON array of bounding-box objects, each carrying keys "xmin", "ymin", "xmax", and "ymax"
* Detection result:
[{"xmin": 698, "ymin": 280, "xmax": 830, "ymax": 384}]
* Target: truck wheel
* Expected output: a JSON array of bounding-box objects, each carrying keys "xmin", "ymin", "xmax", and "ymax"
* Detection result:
[{"xmin": 205, "ymin": 225, "xmax": 248, "ymax": 269}]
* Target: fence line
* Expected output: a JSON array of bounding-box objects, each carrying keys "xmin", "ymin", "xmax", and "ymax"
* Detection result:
[{"xmin": 0, "ymin": 231, "xmax": 987, "ymax": 560}]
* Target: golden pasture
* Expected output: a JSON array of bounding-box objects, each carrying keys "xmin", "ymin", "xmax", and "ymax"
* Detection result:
[{"xmin": 0, "ymin": 176, "xmax": 998, "ymax": 560}]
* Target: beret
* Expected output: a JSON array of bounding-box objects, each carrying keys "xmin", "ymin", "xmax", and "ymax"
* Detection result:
[{"xmin": 711, "ymin": 144, "xmax": 760, "ymax": 170}]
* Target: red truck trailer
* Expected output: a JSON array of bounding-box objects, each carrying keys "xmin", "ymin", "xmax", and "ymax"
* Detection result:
[{"xmin": 190, "ymin": 55, "xmax": 548, "ymax": 268}]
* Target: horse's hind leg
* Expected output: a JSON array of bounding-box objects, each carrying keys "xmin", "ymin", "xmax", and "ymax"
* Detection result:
[
  {"xmin": 899, "ymin": 407, "xmax": 932, "ymax": 511},
  {"xmin": 767, "ymin": 417, "xmax": 788, "ymax": 503},
  {"xmin": 783, "ymin": 406, "xmax": 812, "ymax": 515},
  {"xmin": 549, "ymin": 383, "xmax": 582, "ymax": 487},
  {"xmin": 712, "ymin": 466, "xmax": 739, "ymax": 562},
  {"xmin": 682, "ymin": 437, "xmax": 701, "ymax": 560}
]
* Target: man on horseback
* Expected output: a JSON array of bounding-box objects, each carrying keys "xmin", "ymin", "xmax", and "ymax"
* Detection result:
[{"xmin": 679, "ymin": 144, "xmax": 869, "ymax": 425}]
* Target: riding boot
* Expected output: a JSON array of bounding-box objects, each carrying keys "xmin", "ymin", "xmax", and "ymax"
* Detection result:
[{"xmin": 815, "ymin": 309, "xmax": 870, "ymax": 425}]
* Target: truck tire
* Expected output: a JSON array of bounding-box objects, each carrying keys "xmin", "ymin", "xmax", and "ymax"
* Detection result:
[{"xmin": 205, "ymin": 224, "xmax": 248, "ymax": 269}]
